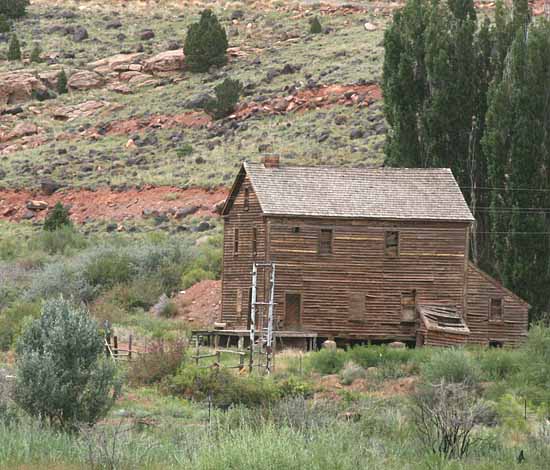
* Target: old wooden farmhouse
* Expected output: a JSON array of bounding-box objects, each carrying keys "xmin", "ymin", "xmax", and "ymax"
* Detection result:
[{"xmin": 219, "ymin": 157, "xmax": 529, "ymax": 347}]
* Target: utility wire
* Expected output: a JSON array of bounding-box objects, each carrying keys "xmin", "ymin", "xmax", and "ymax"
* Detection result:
[{"xmin": 461, "ymin": 186, "xmax": 550, "ymax": 192}]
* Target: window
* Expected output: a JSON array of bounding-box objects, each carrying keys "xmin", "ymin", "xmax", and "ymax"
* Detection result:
[
  {"xmin": 319, "ymin": 229, "xmax": 333, "ymax": 254},
  {"xmin": 349, "ymin": 292, "xmax": 367, "ymax": 323},
  {"xmin": 234, "ymin": 228, "xmax": 239, "ymax": 255},
  {"xmin": 489, "ymin": 298, "xmax": 503, "ymax": 322},
  {"xmin": 401, "ymin": 291, "xmax": 416, "ymax": 323},
  {"xmin": 292, "ymin": 226, "xmax": 300, "ymax": 233},
  {"xmin": 252, "ymin": 227, "xmax": 258, "ymax": 255},
  {"xmin": 243, "ymin": 187, "xmax": 250, "ymax": 211},
  {"xmin": 385, "ymin": 231, "xmax": 399, "ymax": 257}
]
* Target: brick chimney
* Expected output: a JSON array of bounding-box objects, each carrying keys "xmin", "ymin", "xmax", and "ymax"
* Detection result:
[{"xmin": 263, "ymin": 155, "xmax": 280, "ymax": 168}]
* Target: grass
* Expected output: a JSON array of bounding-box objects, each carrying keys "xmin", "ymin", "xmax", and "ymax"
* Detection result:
[{"xmin": 0, "ymin": 1, "xmax": 386, "ymax": 190}]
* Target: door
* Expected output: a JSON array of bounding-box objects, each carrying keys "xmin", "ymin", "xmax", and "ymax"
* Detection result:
[{"xmin": 285, "ymin": 293, "xmax": 302, "ymax": 329}]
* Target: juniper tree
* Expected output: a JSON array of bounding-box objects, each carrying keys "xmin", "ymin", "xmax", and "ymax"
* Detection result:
[
  {"xmin": 7, "ymin": 33, "xmax": 20, "ymax": 60},
  {"xmin": 204, "ymin": 78, "xmax": 242, "ymax": 119},
  {"xmin": 184, "ymin": 9, "xmax": 228, "ymax": 73},
  {"xmin": 44, "ymin": 202, "xmax": 72, "ymax": 231},
  {"xmin": 57, "ymin": 69, "xmax": 68, "ymax": 94},
  {"xmin": 0, "ymin": 0, "xmax": 29, "ymax": 19},
  {"xmin": 310, "ymin": 16, "xmax": 322, "ymax": 34}
]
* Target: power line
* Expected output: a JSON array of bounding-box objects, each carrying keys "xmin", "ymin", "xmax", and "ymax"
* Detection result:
[{"xmin": 461, "ymin": 186, "xmax": 550, "ymax": 192}]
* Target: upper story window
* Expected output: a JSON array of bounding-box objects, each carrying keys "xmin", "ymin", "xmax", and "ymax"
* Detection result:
[
  {"xmin": 252, "ymin": 227, "xmax": 258, "ymax": 255},
  {"xmin": 489, "ymin": 298, "xmax": 503, "ymax": 322},
  {"xmin": 234, "ymin": 228, "xmax": 240, "ymax": 255},
  {"xmin": 243, "ymin": 187, "xmax": 250, "ymax": 211},
  {"xmin": 319, "ymin": 229, "xmax": 333, "ymax": 254},
  {"xmin": 385, "ymin": 231, "xmax": 399, "ymax": 258}
]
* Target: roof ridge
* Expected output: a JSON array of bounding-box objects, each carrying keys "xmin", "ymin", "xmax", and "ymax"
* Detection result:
[{"xmin": 245, "ymin": 162, "xmax": 452, "ymax": 172}]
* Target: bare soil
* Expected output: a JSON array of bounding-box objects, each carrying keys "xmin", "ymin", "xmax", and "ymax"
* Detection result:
[{"xmin": 0, "ymin": 186, "xmax": 228, "ymax": 223}]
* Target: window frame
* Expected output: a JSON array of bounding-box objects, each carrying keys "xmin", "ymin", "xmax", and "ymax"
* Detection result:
[
  {"xmin": 385, "ymin": 231, "xmax": 400, "ymax": 258},
  {"xmin": 233, "ymin": 228, "xmax": 240, "ymax": 255},
  {"xmin": 488, "ymin": 297, "xmax": 504, "ymax": 323},
  {"xmin": 243, "ymin": 187, "xmax": 250, "ymax": 211},
  {"xmin": 252, "ymin": 226, "xmax": 258, "ymax": 256},
  {"xmin": 319, "ymin": 228, "xmax": 334, "ymax": 255}
]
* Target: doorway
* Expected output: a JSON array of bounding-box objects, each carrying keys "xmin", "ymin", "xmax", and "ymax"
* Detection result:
[{"xmin": 285, "ymin": 293, "xmax": 302, "ymax": 330}]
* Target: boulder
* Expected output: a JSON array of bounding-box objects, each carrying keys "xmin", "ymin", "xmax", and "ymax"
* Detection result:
[
  {"xmin": 212, "ymin": 199, "xmax": 226, "ymax": 214},
  {"xmin": 26, "ymin": 200, "xmax": 48, "ymax": 211},
  {"xmin": 41, "ymin": 179, "xmax": 62, "ymax": 195},
  {"xmin": 68, "ymin": 71, "xmax": 105, "ymax": 91},
  {"xmin": 142, "ymin": 49, "xmax": 185, "ymax": 73},
  {"xmin": 175, "ymin": 205, "xmax": 200, "ymax": 219},
  {"xmin": 88, "ymin": 52, "xmax": 144, "ymax": 74},
  {"xmin": 138, "ymin": 29, "xmax": 155, "ymax": 40},
  {"xmin": 1, "ymin": 121, "xmax": 39, "ymax": 143},
  {"xmin": 0, "ymin": 71, "xmax": 48, "ymax": 108},
  {"xmin": 73, "ymin": 26, "xmax": 89, "ymax": 42},
  {"xmin": 388, "ymin": 341, "xmax": 406, "ymax": 349},
  {"xmin": 322, "ymin": 340, "xmax": 337, "ymax": 350}
]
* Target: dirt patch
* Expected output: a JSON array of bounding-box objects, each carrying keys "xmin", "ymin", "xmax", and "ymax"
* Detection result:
[
  {"xmin": 233, "ymin": 83, "xmax": 381, "ymax": 119},
  {"xmin": 0, "ymin": 186, "xmax": 228, "ymax": 223},
  {"xmin": 173, "ymin": 279, "xmax": 222, "ymax": 328}
]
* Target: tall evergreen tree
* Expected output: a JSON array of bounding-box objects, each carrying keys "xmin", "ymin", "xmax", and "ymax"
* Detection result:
[{"xmin": 483, "ymin": 21, "xmax": 550, "ymax": 319}]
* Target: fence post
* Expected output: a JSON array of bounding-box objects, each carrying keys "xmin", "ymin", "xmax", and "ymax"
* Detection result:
[
  {"xmin": 113, "ymin": 336, "xmax": 118, "ymax": 358},
  {"xmin": 128, "ymin": 335, "xmax": 133, "ymax": 360},
  {"xmin": 525, "ymin": 398, "xmax": 527, "ymax": 420}
]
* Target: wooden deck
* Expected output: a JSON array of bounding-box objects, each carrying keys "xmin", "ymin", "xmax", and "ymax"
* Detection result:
[{"xmin": 192, "ymin": 329, "xmax": 318, "ymax": 351}]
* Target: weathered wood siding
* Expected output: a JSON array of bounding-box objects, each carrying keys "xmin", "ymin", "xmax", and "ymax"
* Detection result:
[
  {"xmin": 265, "ymin": 217, "xmax": 470, "ymax": 341},
  {"xmin": 466, "ymin": 263, "xmax": 529, "ymax": 347},
  {"xmin": 221, "ymin": 176, "xmax": 267, "ymax": 327}
]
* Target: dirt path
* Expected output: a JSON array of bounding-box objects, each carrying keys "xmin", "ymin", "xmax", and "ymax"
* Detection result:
[{"xmin": 0, "ymin": 186, "xmax": 228, "ymax": 223}]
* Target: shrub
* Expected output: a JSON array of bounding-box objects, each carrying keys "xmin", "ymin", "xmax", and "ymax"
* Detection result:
[
  {"xmin": 127, "ymin": 338, "xmax": 187, "ymax": 386},
  {"xmin": 478, "ymin": 348, "xmax": 521, "ymax": 381},
  {"xmin": 167, "ymin": 366, "xmax": 283, "ymax": 408},
  {"xmin": 14, "ymin": 297, "xmax": 120, "ymax": 429},
  {"xmin": 184, "ymin": 9, "xmax": 228, "ymax": 73},
  {"xmin": 421, "ymin": 348, "xmax": 480, "ymax": 387},
  {"xmin": 517, "ymin": 324, "xmax": 550, "ymax": 399},
  {"xmin": 34, "ymin": 225, "xmax": 86, "ymax": 255},
  {"xmin": 84, "ymin": 252, "xmax": 133, "ymax": 290},
  {"xmin": 309, "ymin": 16, "xmax": 322, "ymax": 34},
  {"xmin": 348, "ymin": 344, "xmax": 412, "ymax": 368},
  {"xmin": 57, "ymin": 69, "xmax": 68, "ymax": 94},
  {"xmin": 204, "ymin": 78, "xmax": 243, "ymax": 119},
  {"xmin": 0, "ymin": 0, "xmax": 29, "ymax": 19},
  {"xmin": 307, "ymin": 348, "xmax": 346, "ymax": 375},
  {"xmin": 0, "ymin": 301, "xmax": 40, "ymax": 351},
  {"xmin": 159, "ymin": 299, "xmax": 178, "ymax": 318},
  {"xmin": 411, "ymin": 381, "xmax": 491, "ymax": 459},
  {"xmin": 176, "ymin": 143, "xmax": 193, "ymax": 158},
  {"xmin": 43, "ymin": 202, "xmax": 72, "ymax": 231},
  {"xmin": 7, "ymin": 33, "xmax": 20, "ymax": 61},
  {"xmin": 29, "ymin": 42, "xmax": 41, "ymax": 62},
  {"xmin": 181, "ymin": 267, "xmax": 214, "ymax": 289},
  {"xmin": 340, "ymin": 361, "xmax": 366, "ymax": 385},
  {"xmin": 0, "ymin": 13, "xmax": 10, "ymax": 33}
]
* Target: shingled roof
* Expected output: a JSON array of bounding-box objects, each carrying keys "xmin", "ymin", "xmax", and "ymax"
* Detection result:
[{"xmin": 225, "ymin": 162, "xmax": 474, "ymax": 222}]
